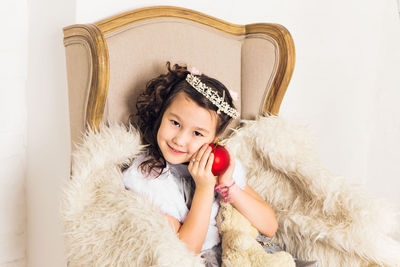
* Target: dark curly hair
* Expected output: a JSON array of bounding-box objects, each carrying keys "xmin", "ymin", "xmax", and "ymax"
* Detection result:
[{"xmin": 130, "ymin": 61, "xmax": 236, "ymax": 177}]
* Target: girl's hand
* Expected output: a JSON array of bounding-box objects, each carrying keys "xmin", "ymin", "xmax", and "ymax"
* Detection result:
[
  {"xmin": 188, "ymin": 144, "xmax": 216, "ymax": 191},
  {"xmin": 217, "ymin": 145, "xmax": 235, "ymax": 186}
]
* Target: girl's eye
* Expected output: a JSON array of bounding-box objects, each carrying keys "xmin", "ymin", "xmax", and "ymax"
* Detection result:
[
  {"xmin": 194, "ymin": 131, "xmax": 204, "ymax": 137},
  {"xmin": 171, "ymin": 120, "xmax": 180, "ymax": 127}
]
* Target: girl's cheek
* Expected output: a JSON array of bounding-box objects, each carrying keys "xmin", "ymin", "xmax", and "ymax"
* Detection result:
[
  {"xmin": 196, "ymin": 142, "xmax": 209, "ymax": 153},
  {"xmin": 187, "ymin": 144, "xmax": 200, "ymax": 157}
]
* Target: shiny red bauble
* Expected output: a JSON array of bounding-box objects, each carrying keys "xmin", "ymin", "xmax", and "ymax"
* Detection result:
[{"xmin": 209, "ymin": 143, "xmax": 230, "ymax": 176}]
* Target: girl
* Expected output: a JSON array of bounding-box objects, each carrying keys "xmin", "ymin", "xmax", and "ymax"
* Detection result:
[{"xmin": 123, "ymin": 62, "xmax": 278, "ymax": 266}]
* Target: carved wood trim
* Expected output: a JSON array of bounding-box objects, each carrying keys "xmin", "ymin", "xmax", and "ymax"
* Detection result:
[
  {"xmin": 245, "ymin": 23, "xmax": 296, "ymax": 115},
  {"xmin": 95, "ymin": 5, "xmax": 246, "ymax": 36},
  {"xmin": 63, "ymin": 24, "xmax": 110, "ymax": 130}
]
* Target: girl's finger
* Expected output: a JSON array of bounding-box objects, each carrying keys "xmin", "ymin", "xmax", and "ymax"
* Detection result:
[
  {"xmin": 190, "ymin": 149, "xmax": 200, "ymax": 165},
  {"xmin": 188, "ymin": 155, "xmax": 194, "ymax": 170},
  {"xmin": 189, "ymin": 149, "xmax": 200, "ymax": 172},
  {"xmin": 205, "ymin": 152, "xmax": 214, "ymax": 173},
  {"xmin": 195, "ymin": 144, "xmax": 209, "ymax": 164},
  {"xmin": 191, "ymin": 148, "xmax": 200, "ymax": 161},
  {"xmin": 192, "ymin": 148, "xmax": 202, "ymax": 162},
  {"xmin": 198, "ymin": 146, "xmax": 212, "ymax": 170}
]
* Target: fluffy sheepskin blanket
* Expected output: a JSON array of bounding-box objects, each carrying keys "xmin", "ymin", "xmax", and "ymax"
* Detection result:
[{"xmin": 61, "ymin": 115, "xmax": 400, "ymax": 266}]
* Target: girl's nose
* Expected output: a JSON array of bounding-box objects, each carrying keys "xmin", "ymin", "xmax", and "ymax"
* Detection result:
[{"xmin": 172, "ymin": 131, "xmax": 189, "ymax": 147}]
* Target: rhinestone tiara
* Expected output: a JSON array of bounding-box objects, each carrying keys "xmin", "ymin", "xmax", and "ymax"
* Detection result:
[{"xmin": 185, "ymin": 74, "xmax": 239, "ymax": 119}]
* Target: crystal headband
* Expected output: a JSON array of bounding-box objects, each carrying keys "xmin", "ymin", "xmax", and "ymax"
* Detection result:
[{"xmin": 185, "ymin": 74, "xmax": 239, "ymax": 119}]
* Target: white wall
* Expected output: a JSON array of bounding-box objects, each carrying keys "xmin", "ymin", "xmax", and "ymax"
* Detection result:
[
  {"xmin": 0, "ymin": 0, "xmax": 399, "ymax": 267},
  {"xmin": 25, "ymin": 0, "xmax": 74, "ymax": 266},
  {"xmin": 0, "ymin": 1, "xmax": 28, "ymax": 266},
  {"xmin": 278, "ymin": 0, "xmax": 400, "ymax": 207}
]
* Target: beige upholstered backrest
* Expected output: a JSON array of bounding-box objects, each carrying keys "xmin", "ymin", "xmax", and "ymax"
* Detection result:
[{"xmin": 63, "ymin": 6, "xmax": 295, "ymax": 150}]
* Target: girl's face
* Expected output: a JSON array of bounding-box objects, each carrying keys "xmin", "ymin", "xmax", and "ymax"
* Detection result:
[{"xmin": 157, "ymin": 92, "xmax": 219, "ymax": 165}]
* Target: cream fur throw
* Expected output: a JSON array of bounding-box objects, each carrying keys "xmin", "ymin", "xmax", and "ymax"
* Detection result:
[{"xmin": 61, "ymin": 116, "xmax": 400, "ymax": 267}]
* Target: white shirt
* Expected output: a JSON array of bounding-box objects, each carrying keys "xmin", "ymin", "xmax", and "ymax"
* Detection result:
[{"xmin": 122, "ymin": 153, "xmax": 247, "ymax": 251}]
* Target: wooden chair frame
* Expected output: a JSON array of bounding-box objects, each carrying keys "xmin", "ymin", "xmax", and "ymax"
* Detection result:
[{"xmin": 63, "ymin": 5, "xmax": 295, "ymax": 131}]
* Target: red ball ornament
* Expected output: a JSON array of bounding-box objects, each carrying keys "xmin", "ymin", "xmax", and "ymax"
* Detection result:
[{"xmin": 209, "ymin": 143, "xmax": 230, "ymax": 176}]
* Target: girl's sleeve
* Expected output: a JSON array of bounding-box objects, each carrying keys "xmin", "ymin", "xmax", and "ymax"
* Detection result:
[
  {"xmin": 122, "ymin": 164, "xmax": 188, "ymax": 223},
  {"xmin": 232, "ymin": 159, "xmax": 247, "ymax": 189}
]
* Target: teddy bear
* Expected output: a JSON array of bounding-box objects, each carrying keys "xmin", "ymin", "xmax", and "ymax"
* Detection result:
[{"xmin": 217, "ymin": 201, "xmax": 295, "ymax": 267}]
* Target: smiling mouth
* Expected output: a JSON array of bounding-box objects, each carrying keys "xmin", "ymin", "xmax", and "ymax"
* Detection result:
[{"xmin": 168, "ymin": 144, "xmax": 185, "ymax": 154}]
